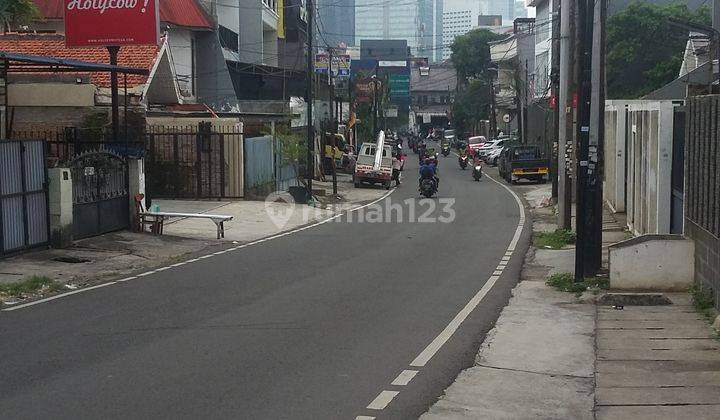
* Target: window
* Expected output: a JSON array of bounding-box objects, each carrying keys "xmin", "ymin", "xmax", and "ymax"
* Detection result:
[{"xmin": 219, "ymin": 25, "xmax": 239, "ymax": 53}]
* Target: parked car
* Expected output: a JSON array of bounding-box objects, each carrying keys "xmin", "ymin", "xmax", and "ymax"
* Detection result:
[
  {"xmin": 476, "ymin": 139, "xmax": 507, "ymax": 159},
  {"xmin": 466, "ymin": 136, "xmax": 487, "ymax": 156},
  {"xmin": 498, "ymin": 144, "xmax": 550, "ymax": 184},
  {"xmin": 484, "ymin": 146, "xmax": 504, "ymax": 166}
]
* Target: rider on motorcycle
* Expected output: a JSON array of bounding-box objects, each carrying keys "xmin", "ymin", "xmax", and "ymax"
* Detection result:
[{"xmin": 419, "ymin": 158, "xmax": 439, "ymax": 191}]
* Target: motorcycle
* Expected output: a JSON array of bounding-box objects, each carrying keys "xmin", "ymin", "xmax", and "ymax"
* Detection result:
[
  {"xmin": 441, "ymin": 143, "xmax": 450, "ymax": 157},
  {"xmin": 473, "ymin": 162, "xmax": 483, "ymax": 181},
  {"xmin": 458, "ymin": 154, "xmax": 469, "ymax": 170},
  {"xmin": 419, "ymin": 178, "xmax": 437, "ymax": 198}
]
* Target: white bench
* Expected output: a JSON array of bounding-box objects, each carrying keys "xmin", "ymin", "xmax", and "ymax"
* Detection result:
[{"xmin": 139, "ymin": 212, "xmax": 233, "ymax": 239}]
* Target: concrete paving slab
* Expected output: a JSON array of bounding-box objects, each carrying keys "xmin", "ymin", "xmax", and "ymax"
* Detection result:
[
  {"xmin": 597, "ymin": 404, "xmax": 720, "ymax": 420},
  {"xmin": 597, "ymin": 370, "xmax": 720, "ymax": 387},
  {"xmin": 421, "ymin": 365, "xmax": 594, "ymax": 420},
  {"xmin": 533, "ymin": 248, "xmax": 575, "ymax": 276},
  {"xmin": 597, "ymin": 386, "xmax": 720, "ymax": 406},
  {"xmin": 599, "ymin": 319, "xmax": 708, "ymax": 328},
  {"xmin": 597, "ymin": 328, "xmax": 712, "ymax": 340},
  {"xmin": 477, "ymin": 282, "xmax": 596, "ymax": 378},
  {"xmin": 598, "ymin": 336, "xmax": 720, "ymax": 350},
  {"xmin": 597, "ymin": 359, "xmax": 720, "ymax": 374},
  {"xmin": 599, "ymin": 348, "xmax": 720, "ymax": 361}
]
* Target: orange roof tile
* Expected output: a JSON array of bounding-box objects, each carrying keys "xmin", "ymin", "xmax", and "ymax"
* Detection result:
[{"xmin": 0, "ymin": 34, "xmax": 158, "ymax": 88}]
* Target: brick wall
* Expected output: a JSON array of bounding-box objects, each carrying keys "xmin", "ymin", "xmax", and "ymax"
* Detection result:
[
  {"xmin": 685, "ymin": 220, "xmax": 720, "ymax": 308},
  {"xmin": 685, "ymin": 95, "xmax": 720, "ymax": 309}
]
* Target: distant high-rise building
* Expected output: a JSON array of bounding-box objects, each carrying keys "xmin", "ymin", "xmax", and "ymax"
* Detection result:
[
  {"xmin": 316, "ymin": 0, "xmax": 355, "ymax": 47},
  {"xmin": 442, "ymin": 0, "xmax": 482, "ymax": 61},
  {"xmin": 480, "ymin": 0, "xmax": 514, "ymax": 23},
  {"xmin": 442, "ymin": 10, "xmax": 473, "ymax": 61},
  {"xmin": 354, "ymin": 0, "xmax": 443, "ymax": 62}
]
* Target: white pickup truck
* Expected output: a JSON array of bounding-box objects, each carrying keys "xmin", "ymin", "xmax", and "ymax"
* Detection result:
[{"xmin": 353, "ymin": 142, "xmax": 393, "ymax": 189}]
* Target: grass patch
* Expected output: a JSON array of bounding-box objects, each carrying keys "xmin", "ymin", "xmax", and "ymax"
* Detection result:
[
  {"xmin": 0, "ymin": 276, "xmax": 62, "ymax": 298},
  {"xmin": 535, "ymin": 229, "xmax": 576, "ymax": 249},
  {"xmin": 689, "ymin": 283, "xmax": 717, "ymax": 323},
  {"xmin": 546, "ymin": 272, "xmax": 610, "ymax": 297}
]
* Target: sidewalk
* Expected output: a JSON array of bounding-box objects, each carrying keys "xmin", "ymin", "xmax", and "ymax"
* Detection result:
[
  {"xmin": 422, "ymin": 181, "xmax": 720, "ymax": 419},
  {"xmin": 0, "ymin": 175, "xmax": 388, "ymax": 304}
]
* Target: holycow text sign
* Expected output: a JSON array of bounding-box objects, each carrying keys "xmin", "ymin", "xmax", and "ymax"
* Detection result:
[{"xmin": 64, "ymin": 0, "xmax": 160, "ymax": 47}]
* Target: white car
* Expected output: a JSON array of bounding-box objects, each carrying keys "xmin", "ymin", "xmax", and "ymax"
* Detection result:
[
  {"xmin": 476, "ymin": 139, "xmax": 506, "ymax": 158},
  {"xmin": 485, "ymin": 146, "xmax": 504, "ymax": 166}
]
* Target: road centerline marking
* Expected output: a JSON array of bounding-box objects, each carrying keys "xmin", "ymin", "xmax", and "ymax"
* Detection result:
[
  {"xmin": 367, "ymin": 390, "xmax": 400, "ymax": 410},
  {"xmin": 391, "ymin": 369, "xmax": 419, "ymax": 386}
]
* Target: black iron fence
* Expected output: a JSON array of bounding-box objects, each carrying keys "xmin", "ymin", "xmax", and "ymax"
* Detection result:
[
  {"xmin": 12, "ymin": 127, "xmax": 144, "ymax": 164},
  {"xmin": 145, "ymin": 123, "xmax": 244, "ymax": 199}
]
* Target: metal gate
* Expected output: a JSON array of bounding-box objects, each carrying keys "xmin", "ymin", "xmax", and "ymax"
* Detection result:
[
  {"xmin": 68, "ymin": 150, "xmax": 129, "ymax": 239},
  {"xmin": 0, "ymin": 140, "xmax": 50, "ymax": 255}
]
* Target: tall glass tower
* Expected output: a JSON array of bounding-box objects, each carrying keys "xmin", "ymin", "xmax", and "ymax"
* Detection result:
[{"xmin": 354, "ymin": 0, "xmax": 443, "ymax": 62}]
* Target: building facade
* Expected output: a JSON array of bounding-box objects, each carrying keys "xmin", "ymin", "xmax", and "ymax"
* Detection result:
[
  {"xmin": 442, "ymin": 0, "xmax": 483, "ymax": 61},
  {"xmin": 316, "ymin": 0, "xmax": 355, "ymax": 47},
  {"xmin": 354, "ymin": 0, "xmax": 443, "ymax": 62}
]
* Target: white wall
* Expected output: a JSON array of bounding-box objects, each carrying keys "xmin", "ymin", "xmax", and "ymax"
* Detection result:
[
  {"xmin": 167, "ymin": 29, "xmax": 195, "ymax": 99},
  {"xmin": 609, "ymin": 236, "xmax": 694, "ymax": 291},
  {"xmin": 604, "ymin": 100, "xmax": 679, "ymax": 235}
]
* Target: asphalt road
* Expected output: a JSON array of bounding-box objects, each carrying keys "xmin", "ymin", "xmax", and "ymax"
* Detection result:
[{"xmin": 0, "ymin": 148, "xmax": 530, "ymax": 419}]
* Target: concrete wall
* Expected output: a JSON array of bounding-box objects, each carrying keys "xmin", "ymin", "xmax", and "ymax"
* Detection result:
[
  {"xmin": 609, "ymin": 235, "xmax": 695, "ymax": 291},
  {"xmin": 604, "ymin": 100, "xmax": 680, "ymax": 235},
  {"xmin": 167, "ymin": 29, "xmax": 195, "ymax": 99},
  {"xmin": 9, "ymin": 83, "xmax": 95, "ymax": 107},
  {"xmin": 685, "ymin": 221, "xmax": 720, "ymax": 308},
  {"xmin": 48, "ymin": 168, "xmax": 73, "ymax": 248}
]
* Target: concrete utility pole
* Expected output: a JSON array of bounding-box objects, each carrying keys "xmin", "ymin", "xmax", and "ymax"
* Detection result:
[
  {"xmin": 306, "ymin": 0, "xmax": 315, "ymax": 197},
  {"xmin": 551, "ymin": 0, "xmax": 561, "ymax": 200},
  {"xmin": 558, "ymin": 0, "xmax": 574, "ymax": 230},
  {"xmin": 587, "ymin": 0, "xmax": 607, "ymax": 274},
  {"xmin": 575, "ymin": 0, "xmax": 605, "ymax": 280}
]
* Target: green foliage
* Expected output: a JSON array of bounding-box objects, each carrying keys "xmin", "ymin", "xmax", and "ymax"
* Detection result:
[
  {"xmin": 0, "ymin": 276, "xmax": 61, "ymax": 298},
  {"xmin": 607, "ymin": 1, "xmax": 711, "ymax": 99},
  {"xmin": 689, "ymin": 283, "xmax": 716, "ymax": 322},
  {"xmin": 451, "ymin": 81, "xmax": 492, "ymax": 137},
  {"xmin": 0, "ymin": 0, "xmax": 38, "ymax": 32},
  {"xmin": 275, "ymin": 124, "xmax": 307, "ymax": 180},
  {"xmin": 451, "ymin": 29, "xmax": 506, "ymax": 82},
  {"xmin": 546, "ymin": 273, "xmax": 609, "ymax": 297},
  {"xmin": 534, "ymin": 229, "xmax": 576, "ymax": 249}
]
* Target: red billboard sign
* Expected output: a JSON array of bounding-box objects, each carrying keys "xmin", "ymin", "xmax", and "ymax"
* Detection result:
[{"xmin": 64, "ymin": 0, "xmax": 160, "ymax": 47}]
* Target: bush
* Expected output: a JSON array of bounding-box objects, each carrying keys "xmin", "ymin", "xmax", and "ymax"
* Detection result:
[{"xmin": 535, "ymin": 229, "xmax": 576, "ymax": 249}]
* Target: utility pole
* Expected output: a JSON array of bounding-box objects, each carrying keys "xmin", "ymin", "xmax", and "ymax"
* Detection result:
[
  {"xmin": 587, "ymin": 0, "xmax": 607, "ymax": 274},
  {"xmin": 306, "ymin": 0, "xmax": 315, "ymax": 197},
  {"xmin": 574, "ymin": 0, "xmax": 594, "ymax": 282},
  {"xmin": 328, "ymin": 48, "xmax": 338, "ymax": 197},
  {"xmin": 558, "ymin": 0, "xmax": 574, "ymax": 230},
  {"xmin": 551, "ymin": 0, "xmax": 561, "ymax": 200},
  {"xmin": 373, "ymin": 65, "xmax": 379, "ymax": 137},
  {"xmin": 489, "ymin": 76, "xmax": 498, "ymax": 138},
  {"xmin": 108, "ymin": 46, "xmax": 120, "ymax": 142}
]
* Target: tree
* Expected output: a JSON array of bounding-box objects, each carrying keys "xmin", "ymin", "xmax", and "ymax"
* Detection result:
[
  {"xmin": 451, "ymin": 81, "xmax": 491, "ymax": 137},
  {"xmin": 0, "ymin": 0, "xmax": 38, "ymax": 33},
  {"xmin": 607, "ymin": 1, "xmax": 710, "ymax": 99},
  {"xmin": 451, "ymin": 29, "xmax": 506, "ymax": 82}
]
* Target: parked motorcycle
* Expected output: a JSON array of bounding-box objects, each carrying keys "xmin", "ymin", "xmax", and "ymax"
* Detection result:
[
  {"xmin": 473, "ymin": 162, "xmax": 483, "ymax": 181},
  {"xmin": 419, "ymin": 178, "xmax": 437, "ymax": 198},
  {"xmin": 458, "ymin": 154, "xmax": 469, "ymax": 170}
]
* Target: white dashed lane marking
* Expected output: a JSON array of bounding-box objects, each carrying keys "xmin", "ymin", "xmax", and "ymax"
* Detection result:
[
  {"xmin": 391, "ymin": 370, "xmax": 419, "ymax": 386},
  {"xmin": 367, "ymin": 390, "xmax": 400, "ymax": 410}
]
